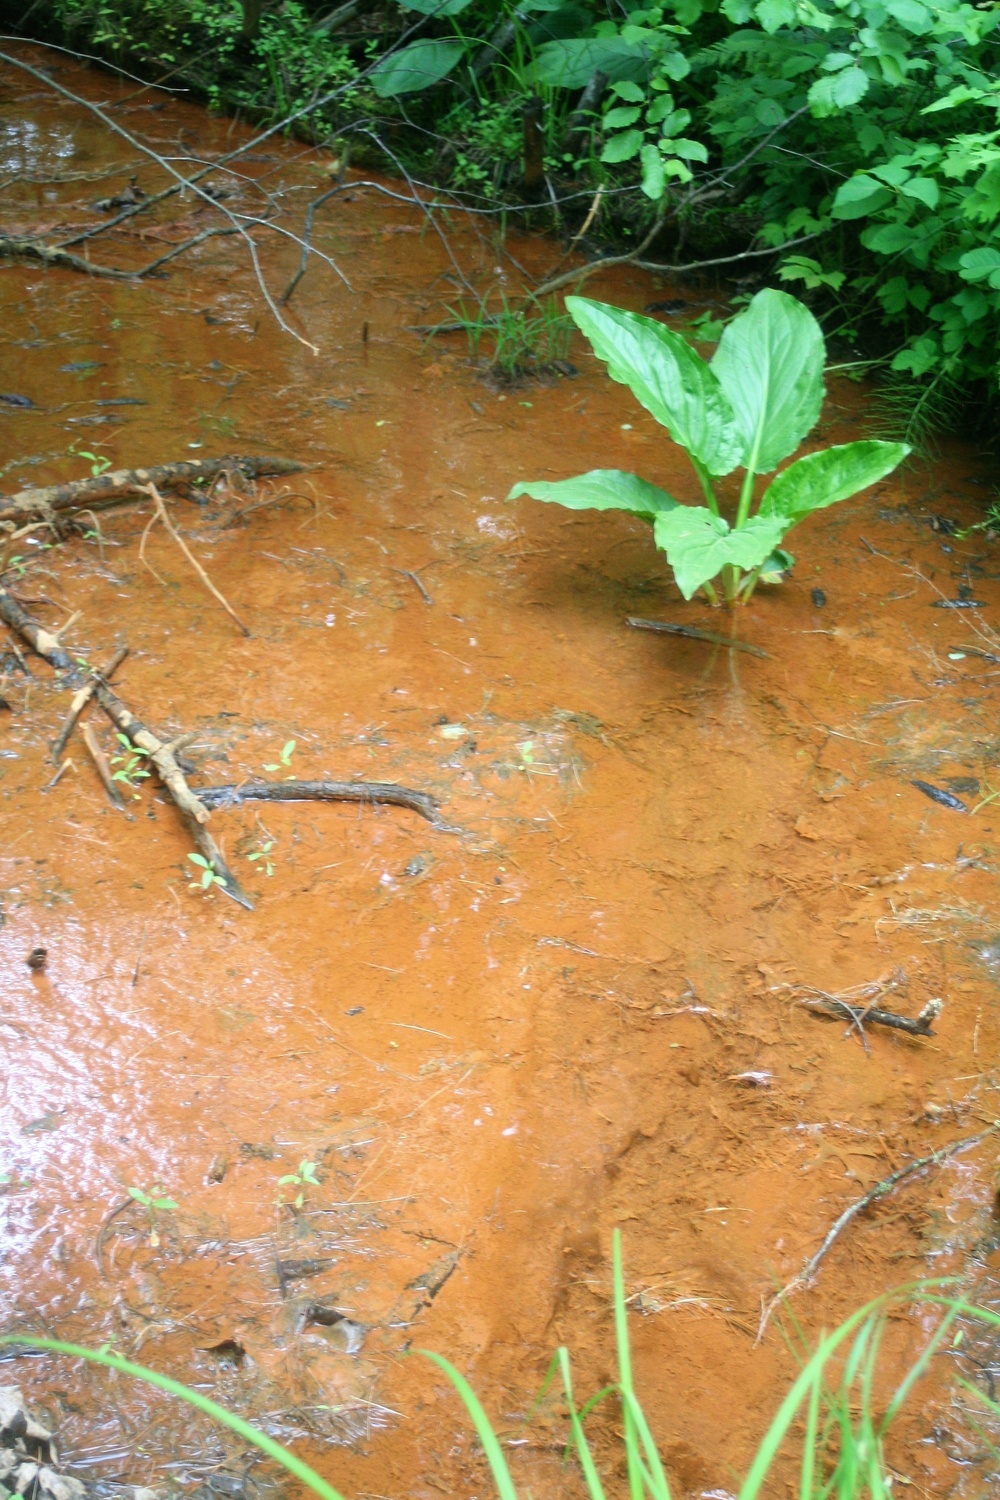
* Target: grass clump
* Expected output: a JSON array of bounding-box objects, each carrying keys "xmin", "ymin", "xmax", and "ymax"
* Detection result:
[{"xmin": 3, "ymin": 1234, "xmax": 999, "ymax": 1498}]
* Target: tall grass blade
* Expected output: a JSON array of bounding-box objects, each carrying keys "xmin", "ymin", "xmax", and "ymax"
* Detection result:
[
  {"xmin": 420, "ymin": 1350, "xmax": 520, "ymax": 1500},
  {"xmin": 557, "ymin": 1347, "xmax": 608, "ymax": 1500},
  {"xmin": 0, "ymin": 1336, "xmax": 347, "ymax": 1500},
  {"xmin": 612, "ymin": 1228, "xmax": 644, "ymax": 1500}
]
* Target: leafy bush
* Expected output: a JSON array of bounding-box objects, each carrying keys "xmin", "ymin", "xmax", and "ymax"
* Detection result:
[
  {"xmin": 22, "ymin": 0, "xmax": 1000, "ymax": 415},
  {"xmin": 511, "ymin": 289, "xmax": 907, "ymax": 604}
]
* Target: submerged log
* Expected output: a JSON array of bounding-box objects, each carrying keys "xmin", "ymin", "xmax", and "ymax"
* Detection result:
[{"xmin": 0, "ymin": 455, "xmax": 305, "ymax": 530}]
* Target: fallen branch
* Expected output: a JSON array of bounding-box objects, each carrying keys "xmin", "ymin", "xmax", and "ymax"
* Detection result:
[
  {"xmin": 758, "ymin": 1124, "xmax": 1000, "ymax": 1340},
  {"xmin": 800, "ymin": 994, "xmax": 942, "ymax": 1040},
  {"xmin": 52, "ymin": 644, "xmax": 129, "ymax": 762},
  {"xmin": 0, "ymin": 226, "xmax": 241, "ymax": 282},
  {"xmin": 142, "ymin": 483, "xmax": 252, "ymax": 636},
  {"xmin": 0, "ymin": 585, "xmax": 251, "ymax": 907},
  {"xmin": 626, "ymin": 616, "xmax": 769, "ymax": 659},
  {"xmin": 0, "ymin": 455, "xmax": 305, "ymax": 531},
  {"xmin": 197, "ymin": 778, "xmax": 453, "ymax": 829}
]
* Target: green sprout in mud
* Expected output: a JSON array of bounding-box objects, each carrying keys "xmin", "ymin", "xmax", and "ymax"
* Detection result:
[
  {"xmin": 247, "ymin": 839, "xmax": 276, "ymax": 877},
  {"xmin": 2, "ymin": 555, "xmax": 26, "ymax": 579},
  {"xmin": 77, "ymin": 449, "xmax": 112, "ymax": 478},
  {"xmin": 263, "ymin": 739, "xmax": 295, "ymax": 773},
  {"xmin": 510, "ymin": 289, "xmax": 910, "ymax": 608},
  {"xmin": 110, "ymin": 733, "xmax": 151, "ymax": 793},
  {"xmin": 277, "ymin": 1159, "xmax": 320, "ymax": 1211},
  {"xmin": 187, "ymin": 852, "xmax": 228, "ymax": 891},
  {"xmin": 127, "ymin": 1185, "xmax": 178, "ymax": 1248}
]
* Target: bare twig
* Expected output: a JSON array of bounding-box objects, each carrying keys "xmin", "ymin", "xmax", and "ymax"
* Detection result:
[
  {"xmin": 533, "ymin": 202, "xmax": 670, "ymax": 299},
  {"xmin": 142, "ymin": 483, "xmax": 252, "ymax": 636},
  {"xmin": 395, "ymin": 568, "xmax": 434, "ymax": 605},
  {"xmin": 758, "ymin": 1123, "xmax": 1000, "ymax": 1340},
  {"xmin": 52, "ymin": 643, "xmax": 128, "ymax": 762},
  {"xmin": 626, "ymin": 616, "xmax": 769, "ymax": 658},
  {"xmin": 81, "ymin": 720, "xmax": 126, "ymax": 810}
]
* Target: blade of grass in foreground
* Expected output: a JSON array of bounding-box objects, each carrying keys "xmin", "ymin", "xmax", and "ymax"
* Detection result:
[
  {"xmin": 420, "ymin": 1350, "xmax": 520, "ymax": 1500},
  {"xmin": 0, "ymin": 1335, "xmax": 347, "ymax": 1500}
]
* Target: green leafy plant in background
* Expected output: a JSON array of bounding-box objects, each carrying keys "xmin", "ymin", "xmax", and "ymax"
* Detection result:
[
  {"xmin": 247, "ymin": 838, "xmax": 276, "ymax": 877},
  {"xmin": 2, "ymin": 1247, "xmax": 998, "ymax": 1500},
  {"xmin": 511, "ymin": 289, "xmax": 908, "ymax": 606},
  {"xmin": 126, "ymin": 1184, "xmax": 178, "ymax": 1248}
]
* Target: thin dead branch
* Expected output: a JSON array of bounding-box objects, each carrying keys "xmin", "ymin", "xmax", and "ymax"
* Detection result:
[
  {"xmin": 52, "ymin": 643, "xmax": 128, "ymax": 762},
  {"xmin": 758, "ymin": 1124, "xmax": 1000, "ymax": 1340},
  {"xmin": 81, "ymin": 720, "xmax": 126, "ymax": 810},
  {"xmin": 141, "ymin": 482, "xmax": 252, "ymax": 636}
]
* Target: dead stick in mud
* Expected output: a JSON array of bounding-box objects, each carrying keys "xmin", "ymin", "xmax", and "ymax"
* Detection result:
[
  {"xmin": 52, "ymin": 644, "xmax": 128, "ymax": 762},
  {"xmin": 197, "ymin": 779, "xmax": 454, "ymax": 829},
  {"xmin": 81, "ymin": 721, "xmax": 126, "ymax": 811},
  {"xmin": 91, "ymin": 677, "xmax": 251, "ymax": 908},
  {"xmin": 800, "ymin": 995, "xmax": 943, "ymax": 1041},
  {"xmin": 0, "ymin": 456, "xmax": 305, "ymax": 530},
  {"xmin": 0, "ymin": 586, "xmax": 251, "ymax": 908},
  {"xmin": 758, "ymin": 1123, "xmax": 1000, "ymax": 1341},
  {"xmin": 142, "ymin": 483, "xmax": 252, "ymax": 636},
  {"xmin": 626, "ymin": 616, "xmax": 770, "ymax": 659}
]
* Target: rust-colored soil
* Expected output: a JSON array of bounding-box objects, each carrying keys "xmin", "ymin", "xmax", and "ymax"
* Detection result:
[{"xmin": 2, "ymin": 48, "xmax": 1000, "ymax": 1500}]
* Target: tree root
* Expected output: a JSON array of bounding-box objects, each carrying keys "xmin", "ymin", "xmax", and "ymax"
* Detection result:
[{"xmin": 0, "ymin": 455, "xmax": 305, "ymax": 531}]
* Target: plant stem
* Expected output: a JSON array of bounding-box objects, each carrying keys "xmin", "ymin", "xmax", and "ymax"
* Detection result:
[
  {"xmin": 721, "ymin": 565, "xmax": 741, "ymax": 606},
  {"xmin": 691, "ymin": 456, "xmax": 720, "ymax": 517},
  {"xmin": 702, "ymin": 579, "xmax": 719, "ymax": 606},
  {"xmin": 735, "ymin": 466, "xmax": 757, "ymax": 529}
]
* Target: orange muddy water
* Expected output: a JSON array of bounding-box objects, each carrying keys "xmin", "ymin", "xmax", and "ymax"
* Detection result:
[{"xmin": 2, "ymin": 45, "xmax": 1000, "ymax": 1500}]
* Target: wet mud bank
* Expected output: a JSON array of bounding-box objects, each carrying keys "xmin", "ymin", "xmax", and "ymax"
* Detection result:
[{"xmin": 2, "ymin": 45, "xmax": 1000, "ymax": 1500}]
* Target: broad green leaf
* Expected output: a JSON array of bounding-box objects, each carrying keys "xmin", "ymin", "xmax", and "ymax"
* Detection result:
[
  {"xmin": 370, "ymin": 39, "xmax": 464, "ymax": 96},
  {"xmin": 508, "ymin": 469, "xmax": 678, "ymax": 518},
  {"xmin": 639, "ymin": 142, "xmax": 667, "ymax": 200},
  {"xmin": 652, "ymin": 508, "xmax": 787, "ymax": 600},
  {"xmin": 958, "ymin": 246, "xmax": 1000, "ymax": 282},
  {"xmin": 758, "ymin": 441, "xmax": 910, "ymax": 526},
  {"xmin": 532, "ymin": 36, "xmax": 658, "ymax": 88},
  {"xmin": 601, "ymin": 129, "xmax": 645, "ymax": 164},
  {"xmin": 755, "ymin": 0, "xmax": 796, "ymax": 32},
  {"xmin": 884, "ymin": 0, "xmax": 932, "ymax": 32},
  {"xmin": 831, "ymin": 174, "xmax": 894, "ymax": 219},
  {"xmin": 566, "ymin": 297, "xmax": 743, "ymax": 476},
  {"xmin": 603, "ymin": 105, "xmax": 642, "ymax": 129},
  {"xmin": 710, "ymin": 288, "xmax": 824, "ymax": 474},
  {"xmin": 900, "ymin": 176, "xmax": 940, "ymax": 209}
]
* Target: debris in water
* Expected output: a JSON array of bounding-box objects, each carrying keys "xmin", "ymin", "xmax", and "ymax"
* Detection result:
[
  {"xmin": 912, "ymin": 779, "xmax": 968, "ymax": 812},
  {"xmin": 811, "ymin": 587, "xmax": 827, "ymax": 608},
  {"xmin": 0, "ymin": 392, "xmax": 34, "ymax": 407},
  {"xmin": 0, "ymin": 1387, "xmax": 87, "ymax": 1500},
  {"xmin": 26, "ymin": 946, "xmax": 47, "ymax": 970}
]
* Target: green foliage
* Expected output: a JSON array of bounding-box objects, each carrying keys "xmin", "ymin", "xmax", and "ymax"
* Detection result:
[
  {"xmin": 35, "ymin": 0, "xmax": 1000, "ymax": 412},
  {"xmin": 511, "ymin": 290, "xmax": 907, "ymax": 604},
  {"xmin": 126, "ymin": 1184, "xmax": 177, "ymax": 1247},
  {"xmin": 47, "ymin": 0, "xmax": 358, "ymax": 129},
  {"xmin": 2, "ymin": 1266, "xmax": 999, "ymax": 1500},
  {"xmin": 440, "ymin": 292, "xmax": 573, "ymax": 379},
  {"xmin": 187, "ymin": 852, "xmax": 227, "ymax": 891},
  {"xmin": 277, "ymin": 1158, "xmax": 320, "ymax": 1209},
  {"xmin": 110, "ymin": 733, "xmax": 151, "ymax": 794}
]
